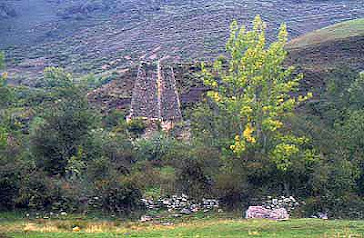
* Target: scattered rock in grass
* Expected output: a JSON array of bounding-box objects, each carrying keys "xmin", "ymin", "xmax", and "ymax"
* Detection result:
[
  {"xmin": 162, "ymin": 222, "xmax": 174, "ymax": 226},
  {"xmin": 318, "ymin": 212, "xmax": 328, "ymax": 220},
  {"xmin": 181, "ymin": 208, "xmax": 192, "ymax": 215},
  {"xmin": 140, "ymin": 215, "xmax": 153, "ymax": 222}
]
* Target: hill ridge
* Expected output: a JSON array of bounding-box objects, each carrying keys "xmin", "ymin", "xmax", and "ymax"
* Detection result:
[{"xmin": 287, "ymin": 18, "xmax": 364, "ymax": 49}]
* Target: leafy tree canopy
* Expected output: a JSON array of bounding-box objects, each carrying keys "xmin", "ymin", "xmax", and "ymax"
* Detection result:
[{"xmin": 201, "ymin": 15, "xmax": 315, "ymax": 171}]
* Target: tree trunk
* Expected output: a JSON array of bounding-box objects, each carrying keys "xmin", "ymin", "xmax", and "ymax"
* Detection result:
[{"xmin": 283, "ymin": 180, "xmax": 290, "ymax": 196}]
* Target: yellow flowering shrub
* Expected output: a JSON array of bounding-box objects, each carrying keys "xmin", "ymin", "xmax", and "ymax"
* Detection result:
[
  {"xmin": 230, "ymin": 135, "xmax": 246, "ymax": 155},
  {"xmin": 243, "ymin": 124, "xmax": 256, "ymax": 143}
]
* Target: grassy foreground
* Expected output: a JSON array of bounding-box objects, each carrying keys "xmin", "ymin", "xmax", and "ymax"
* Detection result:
[{"xmin": 1, "ymin": 217, "xmax": 364, "ymax": 238}]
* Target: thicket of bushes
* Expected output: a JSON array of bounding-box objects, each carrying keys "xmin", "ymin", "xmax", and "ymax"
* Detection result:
[{"xmin": 1, "ymin": 18, "xmax": 364, "ymax": 219}]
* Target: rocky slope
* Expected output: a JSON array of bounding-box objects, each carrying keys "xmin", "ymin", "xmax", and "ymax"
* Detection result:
[
  {"xmin": 89, "ymin": 18, "xmax": 364, "ymax": 111},
  {"xmin": 1, "ymin": 0, "xmax": 363, "ymax": 83},
  {"xmin": 287, "ymin": 18, "xmax": 364, "ymax": 91}
]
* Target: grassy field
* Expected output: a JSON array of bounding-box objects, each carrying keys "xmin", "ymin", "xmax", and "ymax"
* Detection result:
[
  {"xmin": 287, "ymin": 18, "xmax": 364, "ymax": 49},
  {"xmin": 1, "ymin": 216, "xmax": 364, "ymax": 238}
]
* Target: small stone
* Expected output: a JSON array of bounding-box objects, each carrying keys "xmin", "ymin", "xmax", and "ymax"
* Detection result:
[
  {"xmin": 318, "ymin": 212, "xmax": 328, "ymax": 220},
  {"xmin": 140, "ymin": 215, "xmax": 153, "ymax": 222},
  {"xmin": 191, "ymin": 207, "xmax": 199, "ymax": 213},
  {"xmin": 162, "ymin": 222, "xmax": 173, "ymax": 226},
  {"xmin": 181, "ymin": 208, "xmax": 192, "ymax": 215},
  {"xmin": 163, "ymin": 199, "xmax": 171, "ymax": 205}
]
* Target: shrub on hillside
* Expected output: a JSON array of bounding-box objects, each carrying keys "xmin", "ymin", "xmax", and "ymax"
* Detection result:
[
  {"xmin": 0, "ymin": 157, "xmax": 21, "ymax": 210},
  {"xmin": 94, "ymin": 175, "xmax": 143, "ymax": 216},
  {"xmin": 15, "ymin": 170, "xmax": 59, "ymax": 210}
]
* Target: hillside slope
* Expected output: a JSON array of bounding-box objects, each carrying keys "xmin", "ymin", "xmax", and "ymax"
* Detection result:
[
  {"xmin": 287, "ymin": 18, "xmax": 364, "ymax": 89},
  {"xmin": 287, "ymin": 18, "xmax": 364, "ymax": 49},
  {"xmin": 2, "ymin": 0, "xmax": 364, "ymax": 83},
  {"xmin": 89, "ymin": 18, "xmax": 364, "ymax": 111}
]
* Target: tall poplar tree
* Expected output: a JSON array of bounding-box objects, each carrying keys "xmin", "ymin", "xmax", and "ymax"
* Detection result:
[
  {"xmin": 0, "ymin": 52, "xmax": 9, "ymax": 148},
  {"xmin": 202, "ymin": 16, "xmax": 315, "ymax": 172}
]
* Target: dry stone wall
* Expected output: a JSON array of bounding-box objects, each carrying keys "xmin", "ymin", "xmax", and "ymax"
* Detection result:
[
  {"xmin": 129, "ymin": 63, "xmax": 159, "ymax": 119},
  {"xmin": 160, "ymin": 65, "xmax": 182, "ymax": 121}
]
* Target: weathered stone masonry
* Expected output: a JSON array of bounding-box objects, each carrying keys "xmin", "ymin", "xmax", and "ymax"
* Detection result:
[{"xmin": 128, "ymin": 61, "xmax": 182, "ymax": 130}]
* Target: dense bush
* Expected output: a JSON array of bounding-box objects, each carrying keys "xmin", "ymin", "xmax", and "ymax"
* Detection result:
[
  {"xmin": 1, "ymin": 20, "xmax": 364, "ymax": 220},
  {"xmin": 95, "ymin": 176, "xmax": 143, "ymax": 216},
  {"xmin": 16, "ymin": 170, "xmax": 59, "ymax": 210},
  {"xmin": 0, "ymin": 157, "xmax": 21, "ymax": 210}
]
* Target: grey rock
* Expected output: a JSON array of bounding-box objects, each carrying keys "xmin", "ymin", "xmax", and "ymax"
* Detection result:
[
  {"xmin": 181, "ymin": 208, "xmax": 192, "ymax": 215},
  {"xmin": 140, "ymin": 215, "xmax": 153, "ymax": 222}
]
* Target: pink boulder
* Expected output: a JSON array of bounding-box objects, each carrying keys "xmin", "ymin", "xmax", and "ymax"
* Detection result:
[{"xmin": 245, "ymin": 206, "xmax": 289, "ymax": 220}]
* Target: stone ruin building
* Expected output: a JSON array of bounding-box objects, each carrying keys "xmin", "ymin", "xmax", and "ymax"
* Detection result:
[{"xmin": 127, "ymin": 61, "xmax": 182, "ymax": 131}]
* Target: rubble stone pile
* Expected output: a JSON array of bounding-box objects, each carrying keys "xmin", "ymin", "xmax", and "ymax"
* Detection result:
[{"xmin": 262, "ymin": 196, "xmax": 300, "ymax": 212}]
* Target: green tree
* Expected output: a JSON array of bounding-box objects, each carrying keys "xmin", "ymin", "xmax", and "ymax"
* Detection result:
[
  {"xmin": 30, "ymin": 67, "xmax": 98, "ymax": 176},
  {"xmin": 201, "ymin": 16, "xmax": 316, "ymax": 186},
  {"xmin": 0, "ymin": 52, "xmax": 11, "ymax": 108},
  {"xmin": 0, "ymin": 52, "xmax": 10, "ymax": 148},
  {"xmin": 0, "ymin": 52, "xmax": 4, "ymax": 69}
]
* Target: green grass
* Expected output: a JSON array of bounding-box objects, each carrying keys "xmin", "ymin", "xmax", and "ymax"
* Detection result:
[
  {"xmin": 1, "ymin": 217, "xmax": 364, "ymax": 237},
  {"xmin": 287, "ymin": 18, "xmax": 364, "ymax": 49}
]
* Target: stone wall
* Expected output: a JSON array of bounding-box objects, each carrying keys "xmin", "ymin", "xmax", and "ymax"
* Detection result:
[
  {"xmin": 129, "ymin": 62, "xmax": 159, "ymax": 119},
  {"xmin": 160, "ymin": 65, "xmax": 182, "ymax": 122},
  {"xmin": 129, "ymin": 62, "xmax": 182, "ymax": 129}
]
